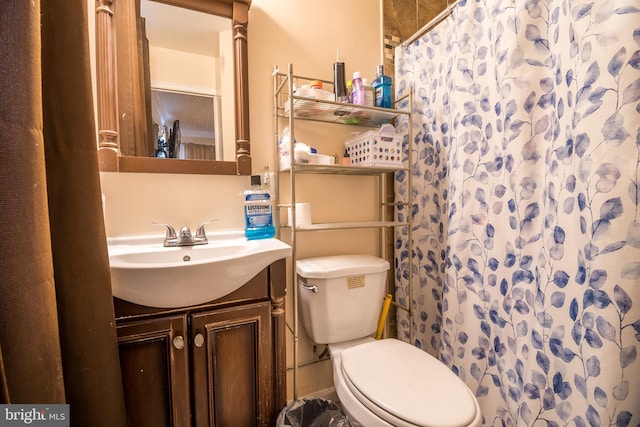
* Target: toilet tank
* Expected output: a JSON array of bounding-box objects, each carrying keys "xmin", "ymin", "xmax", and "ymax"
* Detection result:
[{"xmin": 297, "ymin": 255, "xmax": 390, "ymax": 344}]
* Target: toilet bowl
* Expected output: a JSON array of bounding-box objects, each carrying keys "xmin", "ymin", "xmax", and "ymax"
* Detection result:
[
  {"xmin": 328, "ymin": 337, "xmax": 481, "ymax": 427},
  {"xmin": 296, "ymin": 255, "xmax": 481, "ymax": 426}
]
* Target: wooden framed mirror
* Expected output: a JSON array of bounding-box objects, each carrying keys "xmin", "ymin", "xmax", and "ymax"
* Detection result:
[{"xmin": 95, "ymin": 0, "xmax": 252, "ymax": 175}]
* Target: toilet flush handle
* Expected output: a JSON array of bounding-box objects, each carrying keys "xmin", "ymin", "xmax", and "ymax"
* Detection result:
[{"xmin": 300, "ymin": 281, "xmax": 319, "ymax": 293}]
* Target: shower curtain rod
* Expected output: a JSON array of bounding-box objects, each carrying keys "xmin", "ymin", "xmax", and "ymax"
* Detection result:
[{"xmin": 402, "ymin": 0, "xmax": 461, "ymax": 47}]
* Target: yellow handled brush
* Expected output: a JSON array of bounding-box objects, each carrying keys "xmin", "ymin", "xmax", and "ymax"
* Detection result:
[{"xmin": 375, "ymin": 294, "xmax": 393, "ymax": 339}]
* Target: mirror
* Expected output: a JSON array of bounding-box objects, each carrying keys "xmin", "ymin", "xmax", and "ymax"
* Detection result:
[
  {"xmin": 95, "ymin": 0, "xmax": 252, "ymax": 175},
  {"xmin": 143, "ymin": 0, "xmax": 231, "ymax": 161}
]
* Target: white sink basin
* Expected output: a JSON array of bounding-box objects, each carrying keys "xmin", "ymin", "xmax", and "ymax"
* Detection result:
[{"xmin": 108, "ymin": 232, "xmax": 291, "ymax": 308}]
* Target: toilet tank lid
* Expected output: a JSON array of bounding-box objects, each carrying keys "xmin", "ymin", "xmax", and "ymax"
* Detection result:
[{"xmin": 296, "ymin": 254, "xmax": 389, "ymax": 279}]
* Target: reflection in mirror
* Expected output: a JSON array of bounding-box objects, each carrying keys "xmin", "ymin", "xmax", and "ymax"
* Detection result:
[
  {"xmin": 151, "ymin": 89, "xmax": 222, "ymax": 160},
  {"xmin": 139, "ymin": 0, "xmax": 234, "ymax": 161}
]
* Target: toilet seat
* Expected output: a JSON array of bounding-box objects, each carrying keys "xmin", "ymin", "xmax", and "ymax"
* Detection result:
[
  {"xmin": 341, "ymin": 364, "xmax": 422, "ymax": 427},
  {"xmin": 340, "ymin": 339, "xmax": 478, "ymax": 427}
]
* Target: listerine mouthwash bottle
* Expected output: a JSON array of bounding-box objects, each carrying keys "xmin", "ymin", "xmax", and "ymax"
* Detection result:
[
  {"xmin": 244, "ymin": 175, "xmax": 276, "ymax": 240},
  {"xmin": 372, "ymin": 65, "xmax": 392, "ymax": 108}
]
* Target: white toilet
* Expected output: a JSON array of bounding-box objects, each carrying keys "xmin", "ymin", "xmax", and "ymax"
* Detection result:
[{"xmin": 297, "ymin": 255, "xmax": 481, "ymax": 427}]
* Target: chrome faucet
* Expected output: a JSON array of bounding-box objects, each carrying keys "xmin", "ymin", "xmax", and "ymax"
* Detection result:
[{"xmin": 153, "ymin": 220, "xmax": 217, "ymax": 247}]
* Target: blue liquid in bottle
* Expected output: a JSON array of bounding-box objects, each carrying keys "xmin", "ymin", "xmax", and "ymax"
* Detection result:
[
  {"xmin": 372, "ymin": 65, "xmax": 392, "ymax": 108},
  {"xmin": 244, "ymin": 175, "xmax": 276, "ymax": 240}
]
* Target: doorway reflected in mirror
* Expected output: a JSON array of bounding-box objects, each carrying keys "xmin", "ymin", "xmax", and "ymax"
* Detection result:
[{"xmin": 151, "ymin": 89, "xmax": 222, "ymax": 160}]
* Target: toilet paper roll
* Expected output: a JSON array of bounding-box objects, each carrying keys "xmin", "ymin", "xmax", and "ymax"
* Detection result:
[{"xmin": 288, "ymin": 203, "xmax": 312, "ymax": 227}]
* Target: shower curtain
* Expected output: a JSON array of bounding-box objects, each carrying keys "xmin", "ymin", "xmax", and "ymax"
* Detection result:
[
  {"xmin": 1, "ymin": 1, "xmax": 127, "ymax": 425},
  {"xmin": 394, "ymin": 0, "xmax": 640, "ymax": 424}
]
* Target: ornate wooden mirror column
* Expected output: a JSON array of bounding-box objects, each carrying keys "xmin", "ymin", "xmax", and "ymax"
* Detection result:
[{"xmin": 95, "ymin": 0, "xmax": 252, "ymax": 175}]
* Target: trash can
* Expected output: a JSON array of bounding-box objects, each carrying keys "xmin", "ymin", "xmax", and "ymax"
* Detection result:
[{"xmin": 276, "ymin": 398, "xmax": 351, "ymax": 427}]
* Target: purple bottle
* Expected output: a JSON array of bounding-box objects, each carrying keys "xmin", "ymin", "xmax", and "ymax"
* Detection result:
[{"xmin": 351, "ymin": 71, "xmax": 366, "ymax": 105}]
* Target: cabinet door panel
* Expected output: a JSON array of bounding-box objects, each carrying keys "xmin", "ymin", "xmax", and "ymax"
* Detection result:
[
  {"xmin": 191, "ymin": 302, "xmax": 272, "ymax": 427},
  {"xmin": 117, "ymin": 315, "xmax": 190, "ymax": 427}
]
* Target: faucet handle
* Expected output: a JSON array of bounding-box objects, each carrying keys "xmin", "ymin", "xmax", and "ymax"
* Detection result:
[
  {"xmin": 152, "ymin": 222, "xmax": 178, "ymax": 242},
  {"xmin": 195, "ymin": 219, "xmax": 218, "ymax": 240}
]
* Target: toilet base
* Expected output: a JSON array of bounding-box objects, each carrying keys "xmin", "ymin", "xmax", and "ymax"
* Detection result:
[{"xmin": 334, "ymin": 378, "xmax": 392, "ymax": 426}]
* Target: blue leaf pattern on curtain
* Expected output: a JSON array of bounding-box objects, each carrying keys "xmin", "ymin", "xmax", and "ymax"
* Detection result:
[{"xmin": 394, "ymin": 0, "xmax": 640, "ymax": 424}]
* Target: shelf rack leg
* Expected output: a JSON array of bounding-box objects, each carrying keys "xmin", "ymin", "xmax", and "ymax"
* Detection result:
[{"xmin": 286, "ymin": 64, "xmax": 300, "ymax": 400}]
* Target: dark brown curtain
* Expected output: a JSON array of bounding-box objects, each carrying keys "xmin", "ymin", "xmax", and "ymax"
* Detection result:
[{"xmin": 0, "ymin": 1, "xmax": 127, "ymax": 426}]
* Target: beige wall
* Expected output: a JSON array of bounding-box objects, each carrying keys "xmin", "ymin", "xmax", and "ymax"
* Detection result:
[
  {"xmin": 219, "ymin": 28, "xmax": 236, "ymax": 158},
  {"xmin": 99, "ymin": 0, "xmax": 382, "ymax": 401},
  {"xmin": 148, "ymin": 45, "xmax": 218, "ymax": 89}
]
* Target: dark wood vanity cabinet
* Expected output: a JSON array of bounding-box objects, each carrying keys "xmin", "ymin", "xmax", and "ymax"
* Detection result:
[
  {"xmin": 191, "ymin": 302, "xmax": 272, "ymax": 426},
  {"xmin": 117, "ymin": 315, "xmax": 191, "ymax": 426},
  {"xmin": 114, "ymin": 259, "xmax": 287, "ymax": 427}
]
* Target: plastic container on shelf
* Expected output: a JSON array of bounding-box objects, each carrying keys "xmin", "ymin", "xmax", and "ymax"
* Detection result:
[
  {"xmin": 307, "ymin": 153, "xmax": 335, "ymax": 165},
  {"xmin": 278, "ymin": 126, "xmax": 293, "ymax": 170},
  {"xmin": 296, "ymin": 82, "xmax": 335, "ymax": 101},
  {"xmin": 294, "ymin": 142, "xmax": 316, "ymax": 163},
  {"xmin": 285, "ymin": 82, "xmax": 335, "ymax": 118},
  {"xmin": 344, "ymin": 123, "xmax": 403, "ymax": 168},
  {"xmin": 362, "ymin": 78, "xmax": 375, "ymax": 107}
]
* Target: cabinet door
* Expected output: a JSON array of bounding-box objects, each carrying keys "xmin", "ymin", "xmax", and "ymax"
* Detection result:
[
  {"xmin": 117, "ymin": 315, "xmax": 191, "ymax": 427},
  {"xmin": 191, "ymin": 302, "xmax": 273, "ymax": 427}
]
